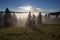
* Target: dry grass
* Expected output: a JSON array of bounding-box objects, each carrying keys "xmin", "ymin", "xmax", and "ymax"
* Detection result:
[{"xmin": 0, "ymin": 25, "xmax": 60, "ymax": 40}]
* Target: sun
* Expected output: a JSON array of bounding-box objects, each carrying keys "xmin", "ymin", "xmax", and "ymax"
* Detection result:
[
  {"xmin": 19, "ymin": 6, "xmax": 32, "ymax": 11},
  {"xmin": 23, "ymin": 6, "xmax": 32, "ymax": 11}
]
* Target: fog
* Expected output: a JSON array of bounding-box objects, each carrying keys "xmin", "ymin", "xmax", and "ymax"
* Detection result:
[
  {"xmin": 15, "ymin": 12, "xmax": 60, "ymax": 27},
  {"xmin": 15, "ymin": 13, "xmax": 38, "ymax": 26}
]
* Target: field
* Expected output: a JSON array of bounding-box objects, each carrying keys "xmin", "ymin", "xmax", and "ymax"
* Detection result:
[{"xmin": 0, "ymin": 25, "xmax": 60, "ymax": 40}]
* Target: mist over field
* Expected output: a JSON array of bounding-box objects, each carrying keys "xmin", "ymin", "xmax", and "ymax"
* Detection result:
[{"xmin": 15, "ymin": 13, "xmax": 38, "ymax": 26}]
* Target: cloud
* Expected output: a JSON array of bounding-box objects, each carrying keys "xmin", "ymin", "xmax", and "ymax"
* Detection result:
[
  {"xmin": 18, "ymin": 6, "xmax": 44, "ymax": 12},
  {"xmin": 19, "ymin": 6, "xmax": 32, "ymax": 10},
  {"xmin": 16, "ymin": 5, "xmax": 60, "ymax": 13}
]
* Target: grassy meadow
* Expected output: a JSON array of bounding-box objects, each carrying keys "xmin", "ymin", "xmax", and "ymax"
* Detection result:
[{"xmin": 0, "ymin": 25, "xmax": 60, "ymax": 40}]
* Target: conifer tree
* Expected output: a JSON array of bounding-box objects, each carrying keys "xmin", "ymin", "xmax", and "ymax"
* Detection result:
[
  {"xmin": 0, "ymin": 11, "xmax": 4, "ymax": 28},
  {"xmin": 37, "ymin": 12, "xmax": 42, "ymax": 25},
  {"xmin": 26, "ymin": 12, "xmax": 32, "ymax": 27},
  {"xmin": 32, "ymin": 14, "xmax": 36, "ymax": 26},
  {"xmin": 4, "ymin": 8, "xmax": 12, "ymax": 27}
]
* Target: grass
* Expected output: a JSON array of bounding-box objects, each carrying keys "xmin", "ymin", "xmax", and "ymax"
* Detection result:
[{"xmin": 0, "ymin": 25, "xmax": 60, "ymax": 40}]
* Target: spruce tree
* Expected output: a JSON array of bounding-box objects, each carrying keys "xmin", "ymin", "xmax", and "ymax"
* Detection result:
[
  {"xmin": 4, "ymin": 8, "xmax": 12, "ymax": 27},
  {"xmin": 37, "ymin": 12, "xmax": 42, "ymax": 25},
  {"xmin": 32, "ymin": 14, "xmax": 36, "ymax": 26},
  {"xmin": 0, "ymin": 11, "xmax": 4, "ymax": 28},
  {"xmin": 26, "ymin": 12, "xmax": 32, "ymax": 27}
]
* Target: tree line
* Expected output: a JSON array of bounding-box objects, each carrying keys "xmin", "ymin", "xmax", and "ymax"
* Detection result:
[
  {"xmin": 26, "ymin": 12, "xmax": 42, "ymax": 27},
  {"xmin": 0, "ymin": 8, "xmax": 42, "ymax": 28}
]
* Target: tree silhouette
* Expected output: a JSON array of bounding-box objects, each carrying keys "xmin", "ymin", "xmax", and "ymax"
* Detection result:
[
  {"xmin": 0, "ymin": 11, "xmax": 4, "ymax": 28},
  {"xmin": 31, "ymin": 14, "xmax": 36, "ymax": 26},
  {"xmin": 37, "ymin": 12, "xmax": 42, "ymax": 25},
  {"xmin": 26, "ymin": 12, "xmax": 32, "ymax": 27},
  {"xmin": 4, "ymin": 8, "xmax": 12, "ymax": 27}
]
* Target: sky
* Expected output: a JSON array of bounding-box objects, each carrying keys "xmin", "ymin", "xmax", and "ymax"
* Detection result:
[{"xmin": 0, "ymin": 0, "xmax": 60, "ymax": 11}]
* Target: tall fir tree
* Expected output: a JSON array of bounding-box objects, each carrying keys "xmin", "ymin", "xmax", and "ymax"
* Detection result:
[
  {"xmin": 37, "ymin": 12, "xmax": 42, "ymax": 25},
  {"xmin": 0, "ymin": 11, "xmax": 4, "ymax": 28},
  {"xmin": 26, "ymin": 12, "xmax": 32, "ymax": 27},
  {"xmin": 31, "ymin": 14, "xmax": 36, "ymax": 26},
  {"xmin": 4, "ymin": 8, "xmax": 12, "ymax": 27}
]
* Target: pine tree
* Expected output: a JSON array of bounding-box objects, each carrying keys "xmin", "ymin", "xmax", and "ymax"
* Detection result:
[
  {"xmin": 31, "ymin": 14, "xmax": 36, "ymax": 26},
  {"xmin": 4, "ymin": 8, "xmax": 12, "ymax": 27},
  {"xmin": 26, "ymin": 12, "xmax": 32, "ymax": 27},
  {"xmin": 0, "ymin": 11, "xmax": 4, "ymax": 28},
  {"xmin": 37, "ymin": 12, "xmax": 42, "ymax": 25}
]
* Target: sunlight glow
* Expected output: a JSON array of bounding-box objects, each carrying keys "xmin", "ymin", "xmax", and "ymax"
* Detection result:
[
  {"xmin": 19, "ymin": 6, "xmax": 32, "ymax": 11},
  {"xmin": 15, "ymin": 6, "xmax": 46, "ymax": 19},
  {"xmin": 23, "ymin": 6, "xmax": 32, "ymax": 11}
]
